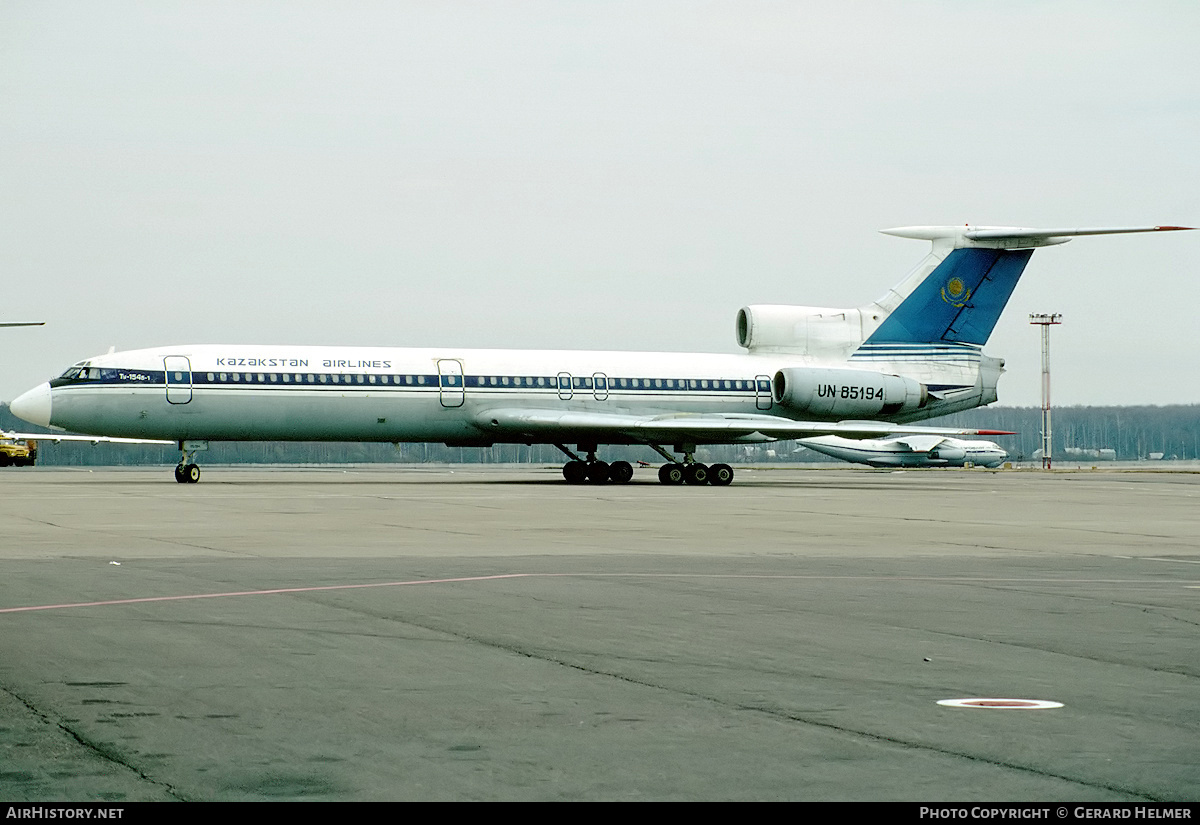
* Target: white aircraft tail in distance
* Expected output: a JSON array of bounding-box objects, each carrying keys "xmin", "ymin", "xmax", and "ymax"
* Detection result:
[{"xmin": 9, "ymin": 223, "xmax": 1191, "ymax": 485}]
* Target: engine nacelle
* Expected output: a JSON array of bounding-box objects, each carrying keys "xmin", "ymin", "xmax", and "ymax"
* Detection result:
[
  {"xmin": 736, "ymin": 305, "xmax": 870, "ymax": 355},
  {"xmin": 772, "ymin": 368, "xmax": 927, "ymax": 418},
  {"xmin": 928, "ymin": 445, "xmax": 965, "ymax": 462}
]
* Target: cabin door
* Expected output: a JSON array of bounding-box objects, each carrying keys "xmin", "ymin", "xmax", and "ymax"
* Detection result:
[
  {"xmin": 755, "ymin": 374, "xmax": 773, "ymax": 410},
  {"xmin": 164, "ymin": 356, "xmax": 193, "ymax": 405},
  {"xmin": 437, "ymin": 359, "xmax": 464, "ymax": 407}
]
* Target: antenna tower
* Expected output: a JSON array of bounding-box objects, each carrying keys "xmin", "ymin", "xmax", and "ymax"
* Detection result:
[{"xmin": 1029, "ymin": 314, "xmax": 1063, "ymax": 469}]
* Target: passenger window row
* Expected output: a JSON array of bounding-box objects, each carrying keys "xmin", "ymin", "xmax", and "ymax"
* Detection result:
[
  {"xmin": 62, "ymin": 369, "xmax": 771, "ymax": 392},
  {"xmin": 200, "ymin": 372, "xmax": 429, "ymax": 385}
]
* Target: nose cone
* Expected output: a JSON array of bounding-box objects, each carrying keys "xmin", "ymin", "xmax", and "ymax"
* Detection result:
[{"xmin": 11, "ymin": 383, "xmax": 52, "ymax": 427}]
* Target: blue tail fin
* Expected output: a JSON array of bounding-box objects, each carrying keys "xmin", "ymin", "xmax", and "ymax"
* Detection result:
[
  {"xmin": 861, "ymin": 224, "xmax": 1192, "ymax": 348},
  {"xmin": 864, "ymin": 247, "xmax": 1033, "ymax": 346}
]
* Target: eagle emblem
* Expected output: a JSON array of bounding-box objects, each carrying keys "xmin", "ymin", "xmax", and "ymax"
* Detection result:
[{"xmin": 941, "ymin": 276, "xmax": 971, "ymax": 307}]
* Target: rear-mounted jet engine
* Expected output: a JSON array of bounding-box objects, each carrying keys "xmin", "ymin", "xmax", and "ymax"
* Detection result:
[{"xmin": 772, "ymin": 368, "xmax": 927, "ymax": 418}]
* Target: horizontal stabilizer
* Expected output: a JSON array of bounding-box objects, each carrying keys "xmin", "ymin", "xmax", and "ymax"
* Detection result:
[
  {"xmin": 863, "ymin": 223, "xmax": 1192, "ymax": 347},
  {"xmin": 965, "ymin": 225, "xmax": 1192, "ymax": 240},
  {"xmin": 881, "ymin": 224, "xmax": 1193, "ymax": 249}
]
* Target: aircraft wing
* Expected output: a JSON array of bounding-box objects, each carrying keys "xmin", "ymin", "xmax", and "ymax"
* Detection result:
[
  {"xmin": 2, "ymin": 430, "xmax": 174, "ymax": 446},
  {"xmin": 475, "ymin": 408, "xmax": 1009, "ymax": 444},
  {"xmin": 884, "ymin": 435, "xmax": 950, "ymax": 453}
]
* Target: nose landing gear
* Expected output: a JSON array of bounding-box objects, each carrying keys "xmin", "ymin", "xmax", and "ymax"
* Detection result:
[{"xmin": 173, "ymin": 440, "xmax": 208, "ymax": 484}]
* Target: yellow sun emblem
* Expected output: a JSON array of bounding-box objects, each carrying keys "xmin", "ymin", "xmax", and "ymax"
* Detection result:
[{"xmin": 941, "ymin": 276, "xmax": 971, "ymax": 307}]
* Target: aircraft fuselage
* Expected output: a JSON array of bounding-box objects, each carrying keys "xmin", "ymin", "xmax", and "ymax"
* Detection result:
[
  {"xmin": 27, "ymin": 344, "xmax": 994, "ymax": 445},
  {"xmin": 12, "ymin": 223, "xmax": 1188, "ymax": 484}
]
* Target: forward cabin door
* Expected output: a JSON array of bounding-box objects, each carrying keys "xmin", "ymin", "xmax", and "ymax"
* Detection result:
[
  {"xmin": 164, "ymin": 356, "xmax": 193, "ymax": 405},
  {"xmin": 437, "ymin": 359, "xmax": 465, "ymax": 407}
]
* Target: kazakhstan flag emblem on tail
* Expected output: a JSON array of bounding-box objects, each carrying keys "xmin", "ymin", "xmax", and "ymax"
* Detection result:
[{"xmin": 941, "ymin": 276, "xmax": 971, "ymax": 307}]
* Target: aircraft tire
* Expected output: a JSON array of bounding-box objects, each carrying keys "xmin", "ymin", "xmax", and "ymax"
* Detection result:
[
  {"xmin": 586, "ymin": 461, "xmax": 610, "ymax": 483},
  {"xmin": 563, "ymin": 460, "xmax": 588, "ymax": 483},
  {"xmin": 174, "ymin": 465, "xmax": 188, "ymax": 484},
  {"xmin": 658, "ymin": 463, "xmax": 684, "ymax": 485},
  {"xmin": 609, "ymin": 460, "xmax": 634, "ymax": 484},
  {"xmin": 684, "ymin": 463, "xmax": 709, "ymax": 485},
  {"xmin": 186, "ymin": 464, "xmax": 201, "ymax": 484},
  {"xmin": 709, "ymin": 463, "xmax": 734, "ymax": 486}
]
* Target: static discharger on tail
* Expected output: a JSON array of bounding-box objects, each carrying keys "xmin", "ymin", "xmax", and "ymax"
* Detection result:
[{"xmin": 9, "ymin": 224, "xmax": 1191, "ymax": 485}]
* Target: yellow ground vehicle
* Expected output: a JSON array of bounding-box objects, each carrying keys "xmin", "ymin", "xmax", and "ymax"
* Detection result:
[{"xmin": 0, "ymin": 436, "xmax": 36, "ymax": 467}]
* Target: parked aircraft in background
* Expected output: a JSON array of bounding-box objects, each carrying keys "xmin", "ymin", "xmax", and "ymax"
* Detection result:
[
  {"xmin": 9, "ymin": 223, "xmax": 1190, "ymax": 485},
  {"xmin": 798, "ymin": 434, "xmax": 1007, "ymax": 468}
]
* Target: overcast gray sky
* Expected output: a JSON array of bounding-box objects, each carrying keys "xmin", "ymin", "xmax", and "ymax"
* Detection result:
[{"xmin": 2, "ymin": 1, "xmax": 1197, "ymax": 407}]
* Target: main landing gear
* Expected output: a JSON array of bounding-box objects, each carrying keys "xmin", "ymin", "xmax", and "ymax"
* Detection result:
[
  {"xmin": 556, "ymin": 444, "xmax": 634, "ymax": 484},
  {"xmin": 173, "ymin": 440, "xmax": 208, "ymax": 484},
  {"xmin": 556, "ymin": 443, "xmax": 734, "ymax": 486},
  {"xmin": 649, "ymin": 444, "xmax": 733, "ymax": 487}
]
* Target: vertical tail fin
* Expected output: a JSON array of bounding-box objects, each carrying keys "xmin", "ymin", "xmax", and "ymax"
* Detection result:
[
  {"xmin": 862, "ymin": 225, "xmax": 1191, "ymax": 347},
  {"xmin": 865, "ymin": 246, "xmax": 1033, "ymax": 345}
]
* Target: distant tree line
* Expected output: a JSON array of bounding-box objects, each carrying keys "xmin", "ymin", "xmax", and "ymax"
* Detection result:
[
  {"xmin": 925, "ymin": 405, "xmax": 1200, "ymax": 461},
  {"xmin": 4, "ymin": 403, "xmax": 1198, "ymax": 466}
]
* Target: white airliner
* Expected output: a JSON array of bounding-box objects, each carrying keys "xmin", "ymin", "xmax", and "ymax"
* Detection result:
[
  {"xmin": 798, "ymin": 434, "xmax": 1008, "ymax": 468},
  {"xmin": 9, "ymin": 224, "xmax": 1190, "ymax": 485}
]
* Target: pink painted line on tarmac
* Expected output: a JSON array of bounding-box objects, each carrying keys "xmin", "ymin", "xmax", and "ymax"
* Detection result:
[
  {"xmin": 3, "ymin": 572, "xmax": 1192, "ymax": 615},
  {"xmin": 0, "ymin": 573, "xmax": 534, "ymax": 614}
]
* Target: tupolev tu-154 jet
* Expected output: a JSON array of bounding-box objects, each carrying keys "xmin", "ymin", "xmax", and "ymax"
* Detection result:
[{"xmin": 9, "ymin": 223, "xmax": 1191, "ymax": 485}]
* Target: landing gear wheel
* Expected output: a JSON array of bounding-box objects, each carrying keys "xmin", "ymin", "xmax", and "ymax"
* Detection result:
[
  {"xmin": 563, "ymin": 460, "xmax": 588, "ymax": 483},
  {"xmin": 709, "ymin": 463, "xmax": 734, "ymax": 486},
  {"xmin": 658, "ymin": 463, "xmax": 684, "ymax": 485},
  {"xmin": 586, "ymin": 461, "xmax": 610, "ymax": 483},
  {"xmin": 174, "ymin": 465, "xmax": 188, "ymax": 484},
  {"xmin": 684, "ymin": 463, "xmax": 709, "ymax": 485},
  {"xmin": 608, "ymin": 460, "xmax": 634, "ymax": 484},
  {"xmin": 185, "ymin": 464, "xmax": 200, "ymax": 484}
]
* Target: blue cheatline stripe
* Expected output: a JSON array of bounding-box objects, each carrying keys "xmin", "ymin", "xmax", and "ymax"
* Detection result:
[
  {"xmin": 52, "ymin": 371, "xmax": 775, "ymax": 396},
  {"xmin": 851, "ymin": 342, "xmax": 983, "ymax": 366},
  {"xmin": 853, "ymin": 342, "xmax": 983, "ymax": 353},
  {"xmin": 864, "ymin": 248, "xmax": 1034, "ymax": 346}
]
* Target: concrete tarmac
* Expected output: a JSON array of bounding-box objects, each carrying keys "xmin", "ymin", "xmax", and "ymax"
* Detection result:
[{"xmin": 1, "ymin": 465, "xmax": 1197, "ymax": 801}]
